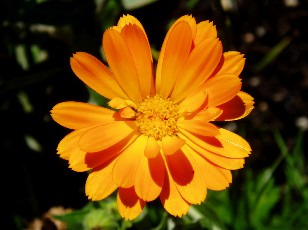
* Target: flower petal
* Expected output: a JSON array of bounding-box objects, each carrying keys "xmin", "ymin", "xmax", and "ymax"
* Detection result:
[
  {"xmin": 144, "ymin": 137, "xmax": 161, "ymax": 158},
  {"xmin": 167, "ymin": 148, "xmax": 207, "ymax": 204},
  {"xmin": 190, "ymin": 107, "xmax": 223, "ymax": 121},
  {"xmin": 113, "ymin": 135, "xmax": 147, "ymax": 188},
  {"xmin": 57, "ymin": 129, "xmax": 86, "ymax": 157},
  {"xmin": 108, "ymin": 97, "xmax": 136, "ymax": 109},
  {"xmin": 57, "ymin": 129, "xmax": 91, "ymax": 172},
  {"xmin": 215, "ymin": 51, "xmax": 245, "ymax": 76},
  {"xmin": 202, "ymin": 73, "xmax": 242, "ymax": 107},
  {"xmin": 218, "ymin": 127, "xmax": 252, "ymax": 152},
  {"xmin": 178, "ymin": 128, "xmax": 251, "ymax": 158},
  {"xmin": 194, "ymin": 20, "xmax": 217, "ymax": 46},
  {"xmin": 68, "ymin": 149, "xmax": 90, "ymax": 172},
  {"xmin": 70, "ymin": 52, "xmax": 128, "ymax": 99},
  {"xmin": 178, "ymin": 91, "xmax": 207, "ymax": 115},
  {"xmin": 121, "ymin": 24, "xmax": 154, "ymax": 97},
  {"xmin": 117, "ymin": 14, "xmax": 146, "ymax": 36},
  {"xmin": 165, "ymin": 149, "xmax": 193, "ymax": 186},
  {"xmin": 86, "ymin": 158, "xmax": 118, "ymax": 200},
  {"xmin": 85, "ymin": 133, "xmax": 138, "ymax": 168},
  {"xmin": 216, "ymin": 91, "xmax": 254, "ymax": 121},
  {"xmin": 117, "ymin": 187, "xmax": 145, "ymax": 221},
  {"xmin": 186, "ymin": 146, "xmax": 232, "ymax": 191},
  {"xmin": 185, "ymin": 141, "xmax": 245, "ymax": 170},
  {"xmin": 177, "ymin": 120, "xmax": 220, "ymax": 137},
  {"xmin": 51, "ymin": 102, "xmax": 115, "ymax": 130},
  {"xmin": 79, "ymin": 121, "xmax": 137, "ymax": 152},
  {"xmin": 162, "ymin": 136, "xmax": 186, "ymax": 156},
  {"xmin": 160, "ymin": 166, "xmax": 190, "ymax": 217},
  {"xmin": 156, "ymin": 21, "xmax": 193, "ymax": 98},
  {"xmin": 103, "ymin": 28, "xmax": 142, "ymax": 102},
  {"xmin": 172, "ymin": 39, "xmax": 223, "ymax": 103},
  {"xmin": 135, "ymin": 154, "xmax": 165, "ymax": 201}
]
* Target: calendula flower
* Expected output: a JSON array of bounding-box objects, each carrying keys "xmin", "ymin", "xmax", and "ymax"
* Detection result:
[{"xmin": 51, "ymin": 14, "xmax": 254, "ymax": 220}]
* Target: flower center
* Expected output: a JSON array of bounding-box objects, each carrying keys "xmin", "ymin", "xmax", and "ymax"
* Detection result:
[{"xmin": 135, "ymin": 95, "xmax": 179, "ymax": 140}]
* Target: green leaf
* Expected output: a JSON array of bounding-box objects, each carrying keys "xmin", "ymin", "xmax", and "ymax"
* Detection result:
[
  {"xmin": 121, "ymin": 0, "xmax": 158, "ymax": 10},
  {"xmin": 252, "ymin": 36, "xmax": 292, "ymax": 73}
]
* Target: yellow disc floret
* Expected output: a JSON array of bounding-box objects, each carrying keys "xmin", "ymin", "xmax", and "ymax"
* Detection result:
[{"xmin": 135, "ymin": 95, "xmax": 179, "ymax": 140}]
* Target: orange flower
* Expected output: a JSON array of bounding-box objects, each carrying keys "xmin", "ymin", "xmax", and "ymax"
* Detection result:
[{"xmin": 51, "ymin": 15, "xmax": 254, "ymax": 220}]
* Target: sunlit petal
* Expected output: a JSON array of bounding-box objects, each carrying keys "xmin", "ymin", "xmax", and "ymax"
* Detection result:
[
  {"xmin": 79, "ymin": 121, "xmax": 137, "ymax": 152},
  {"xmin": 162, "ymin": 136, "xmax": 186, "ymax": 155},
  {"xmin": 177, "ymin": 119, "xmax": 220, "ymax": 137},
  {"xmin": 194, "ymin": 20, "xmax": 217, "ymax": 46},
  {"xmin": 144, "ymin": 137, "xmax": 161, "ymax": 158},
  {"xmin": 70, "ymin": 52, "xmax": 128, "ymax": 99},
  {"xmin": 178, "ymin": 128, "xmax": 251, "ymax": 158},
  {"xmin": 216, "ymin": 91, "xmax": 255, "ymax": 121},
  {"xmin": 156, "ymin": 21, "xmax": 193, "ymax": 98},
  {"xmin": 186, "ymin": 147, "xmax": 232, "ymax": 190},
  {"xmin": 201, "ymin": 73, "xmax": 242, "ymax": 107},
  {"xmin": 121, "ymin": 24, "xmax": 154, "ymax": 97},
  {"xmin": 160, "ymin": 165, "xmax": 190, "ymax": 217},
  {"xmin": 113, "ymin": 135, "xmax": 147, "ymax": 188},
  {"xmin": 214, "ymin": 51, "xmax": 245, "ymax": 77},
  {"xmin": 117, "ymin": 187, "xmax": 146, "ymax": 221},
  {"xmin": 178, "ymin": 91, "xmax": 207, "ymax": 115},
  {"xmin": 86, "ymin": 158, "xmax": 118, "ymax": 200},
  {"xmin": 166, "ymin": 148, "xmax": 207, "ymax": 204},
  {"xmin": 103, "ymin": 28, "xmax": 142, "ymax": 102},
  {"xmin": 51, "ymin": 101, "xmax": 115, "ymax": 130},
  {"xmin": 172, "ymin": 39, "xmax": 222, "ymax": 102},
  {"xmin": 135, "ymin": 153, "xmax": 165, "ymax": 201}
]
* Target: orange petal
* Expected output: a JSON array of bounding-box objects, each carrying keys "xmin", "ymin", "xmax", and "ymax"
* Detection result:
[
  {"xmin": 178, "ymin": 91, "xmax": 207, "ymax": 115},
  {"xmin": 85, "ymin": 158, "xmax": 118, "ymax": 200},
  {"xmin": 160, "ymin": 165, "xmax": 190, "ymax": 217},
  {"xmin": 85, "ymin": 133, "xmax": 138, "ymax": 168},
  {"xmin": 117, "ymin": 14, "xmax": 146, "ymax": 36},
  {"xmin": 51, "ymin": 101, "xmax": 115, "ymax": 130},
  {"xmin": 186, "ymin": 146, "xmax": 232, "ymax": 191},
  {"xmin": 166, "ymin": 148, "xmax": 207, "ymax": 204},
  {"xmin": 70, "ymin": 52, "xmax": 128, "ymax": 100},
  {"xmin": 216, "ymin": 91, "xmax": 254, "ymax": 121},
  {"xmin": 121, "ymin": 24, "xmax": 154, "ymax": 97},
  {"xmin": 144, "ymin": 137, "xmax": 161, "ymax": 158},
  {"xmin": 184, "ymin": 140, "xmax": 245, "ymax": 170},
  {"xmin": 57, "ymin": 130, "xmax": 90, "ymax": 172},
  {"xmin": 215, "ymin": 51, "xmax": 245, "ymax": 77},
  {"xmin": 108, "ymin": 97, "xmax": 136, "ymax": 109},
  {"xmin": 57, "ymin": 129, "xmax": 86, "ymax": 157},
  {"xmin": 202, "ymin": 74, "xmax": 242, "ymax": 107},
  {"xmin": 67, "ymin": 149, "xmax": 90, "ymax": 172},
  {"xmin": 119, "ymin": 107, "xmax": 136, "ymax": 119},
  {"xmin": 189, "ymin": 107, "xmax": 223, "ymax": 121},
  {"xmin": 79, "ymin": 121, "xmax": 137, "ymax": 152},
  {"xmin": 162, "ymin": 136, "xmax": 185, "ymax": 156},
  {"xmin": 117, "ymin": 187, "xmax": 146, "ymax": 221},
  {"xmin": 165, "ymin": 150, "xmax": 193, "ymax": 186},
  {"xmin": 218, "ymin": 127, "xmax": 252, "ymax": 151},
  {"xmin": 177, "ymin": 120, "xmax": 220, "ymax": 137},
  {"xmin": 103, "ymin": 28, "xmax": 142, "ymax": 102},
  {"xmin": 194, "ymin": 20, "xmax": 217, "ymax": 46},
  {"xmin": 112, "ymin": 135, "xmax": 147, "ymax": 188},
  {"xmin": 178, "ymin": 128, "xmax": 250, "ymax": 158},
  {"xmin": 172, "ymin": 39, "xmax": 223, "ymax": 103},
  {"xmin": 135, "ymin": 154, "xmax": 165, "ymax": 201},
  {"xmin": 156, "ymin": 21, "xmax": 193, "ymax": 98}
]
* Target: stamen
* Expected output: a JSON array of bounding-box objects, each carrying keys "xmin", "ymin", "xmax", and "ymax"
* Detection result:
[{"xmin": 135, "ymin": 95, "xmax": 179, "ymax": 140}]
